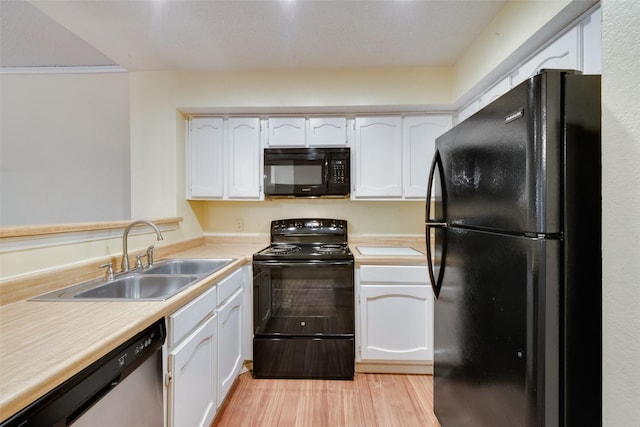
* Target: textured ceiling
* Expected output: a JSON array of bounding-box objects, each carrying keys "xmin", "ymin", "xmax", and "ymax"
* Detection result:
[{"xmin": 1, "ymin": 0, "xmax": 507, "ymax": 71}]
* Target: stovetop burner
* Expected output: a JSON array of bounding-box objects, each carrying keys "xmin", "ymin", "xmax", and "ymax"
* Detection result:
[
  {"xmin": 317, "ymin": 244, "xmax": 344, "ymax": 253},
  {"xmin": 253, "ymin": 218, "xmax": 353, "ymax": 261},
  {"xmin": 268, "ymin": 244, "xmax": 301, "ymax": 254}
]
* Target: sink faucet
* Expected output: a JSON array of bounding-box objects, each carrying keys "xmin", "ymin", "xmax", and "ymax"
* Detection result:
[{"xmin": 121, "ymin": 220, "xmax": 164, "ymax": 272}]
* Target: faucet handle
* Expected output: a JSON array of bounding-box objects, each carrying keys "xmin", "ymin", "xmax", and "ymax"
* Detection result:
[
  {"xmin": 146, "ymin": 245, "xmax": 155, "ymax": 266},
  {"xmin": 99, "ymin": 262, "xmax": 115, "ymax": 281},
  {"xmin": 135, "ymin": 253, "xmax": 146, "ymax": 269}
]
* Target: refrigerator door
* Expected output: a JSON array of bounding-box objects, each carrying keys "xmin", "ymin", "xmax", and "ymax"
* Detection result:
[
  {"xmin": 434, "ymin": 226, "xmax": 561, "ymax": 427},
  {"xmin": 435, "ymin": 71, "xmax": 567, "ymax": 235}
]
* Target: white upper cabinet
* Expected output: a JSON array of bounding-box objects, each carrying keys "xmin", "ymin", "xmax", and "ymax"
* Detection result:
[
  {"xmin": 187, "ymin": 117, "xmax": 263, "ymax": 201},
  {"xmin": 267, "ymin": 117, "xmax": 348, "ymax": 147},
  {"xmin": 581, "ymin": 6, "xmax": 602, "ymax": 74},
  {"xmin": 479, "ymin": 77, "xmax": 512, "ymax": 110},
  {"xmin": 267, "ymin": 117, "xmax": 306, "ymax": 147},
  {"xmin": 226, "ymin": 118, "xmax": 262, "ymax": 199},
  {"xmin": 457, "ymin": 100, "xmax": 480, "ymax": 124},
  {"xmin": 353, "ymin": 116, "xmax": 403, "ymax": 199},
  {"xmin": 459, "ymin": 7, "xmax": 601, "ymax": 124},
  {"xmin": 402, "ymin": 115, "xmax": 452, "ymax": 199},
  {"xmin": 308, "ymin": 117, "xmax": 348, "ymax": 146},
  {"xmin": 188, "ymin": 117, "xmax": 224, "ymax": 198},
  {"xmin": 511, "ymin": 26, "xmax": 580, "ymax": 87}
]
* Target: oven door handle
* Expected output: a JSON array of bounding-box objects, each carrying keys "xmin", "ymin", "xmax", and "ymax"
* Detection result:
[{"xmin": 254, "ymin": 260, "xmax": 353, "ymax": 267}]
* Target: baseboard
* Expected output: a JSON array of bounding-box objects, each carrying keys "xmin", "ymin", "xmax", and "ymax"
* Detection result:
[{"xmin": 356, "ymin": 361, "xmax": 433, "ymax": 375}]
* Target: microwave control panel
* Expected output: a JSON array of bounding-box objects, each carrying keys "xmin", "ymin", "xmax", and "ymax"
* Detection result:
[{"xmin": 330, "ymin": 159, "xmax": 347, "ymax": 184}]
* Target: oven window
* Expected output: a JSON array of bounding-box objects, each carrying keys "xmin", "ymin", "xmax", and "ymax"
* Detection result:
[
  {"xmin": 254, "ymin": 263, "xmax": 354, "ymax": 336},
  {"xmin": 268, "ymin": 165, "xmax": 323, "ymax": 186}
]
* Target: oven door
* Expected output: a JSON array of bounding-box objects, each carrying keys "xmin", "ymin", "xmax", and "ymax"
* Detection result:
[
  {"xmin": 263, "ymin": 149, "xmax": 328, "ymax": 197},
  {"xmin": 252, "ymin": 259, "xmax": 355, "ymax": 379},
  {"xmin": 252, "ymin": 260, "xmax": 354, "ymax": 337}
]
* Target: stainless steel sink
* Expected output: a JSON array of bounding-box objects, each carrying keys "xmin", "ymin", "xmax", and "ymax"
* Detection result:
[
  {"xmin": 30, "ymin": 258, "xmax": 235, "ymax": 302},
  {"xmin": 31, "ymin": 274, "xmax": 199, "ymax": 301},
  {"xmin": 142, "ymin": 258, "xmax": 234, "ymax": 276},
  {"xmin": 74, "ymin": 274, "xmax": 198, "ymax": 300}
]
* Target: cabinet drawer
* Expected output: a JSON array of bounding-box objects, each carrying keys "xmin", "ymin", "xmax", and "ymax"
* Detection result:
[
  {"xmin": 359, "ymin": 265, "xmax": 429, "ymax": 284},
  {"xmin": 217, "ymin": 269, "xmax": 243, "ymax": 306},
  {"xmin": 168, "ymin": 285, "xmax": 217, "ymax": 348}
]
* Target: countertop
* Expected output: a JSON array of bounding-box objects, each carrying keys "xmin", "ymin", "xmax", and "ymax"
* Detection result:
[{"xmin": 0, "ymin": 236, "xmax": 426, "ymax": 422}]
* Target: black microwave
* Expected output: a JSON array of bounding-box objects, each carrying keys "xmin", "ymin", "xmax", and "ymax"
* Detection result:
[{"xmin": 264, "ymin": 147, "xmax": 350, "ymax": 197}]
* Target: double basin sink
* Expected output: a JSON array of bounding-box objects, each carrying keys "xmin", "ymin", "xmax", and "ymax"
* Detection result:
[{"xmin": 31, "ymin": 258, "xmax": 235, "ymax": 302}]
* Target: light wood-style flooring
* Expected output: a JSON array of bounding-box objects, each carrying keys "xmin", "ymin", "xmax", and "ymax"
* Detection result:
[{"xmin": 213, "ymin": 372, "xmax": 441, "ymax": 427}]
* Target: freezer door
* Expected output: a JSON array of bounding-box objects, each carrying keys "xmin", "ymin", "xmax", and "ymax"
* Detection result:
[
  {"xmin": 434, "ymin": 227, "xmax": 561, "ymax": 427},
  {"xmin": 435, "ymin": 71, "xmax": 568, "ymax": 234}
]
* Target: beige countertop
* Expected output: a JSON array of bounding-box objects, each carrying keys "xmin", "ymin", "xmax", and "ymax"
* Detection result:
[{"xmin": 0, "ymin": 235, "xmax": 426, "ymax": 422}]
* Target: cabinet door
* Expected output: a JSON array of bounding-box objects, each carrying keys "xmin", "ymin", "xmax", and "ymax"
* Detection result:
[
  {"xmin": 308, "ymin": 117, "xmax": 348, "ymax": 146},
  {"xmin": 359, "ymin": 284, "xmax": 433, "ymax": 361},
  {"xmin": 353, "ymin": 116, "xmax": 403, "ymax": 198},
  {"xmin": 167, "ymin": 314, "xmax": 217, "ymax": 427},
  {"xmin": 403, "ymin": 115, "xmax": 452, "ymax": 199},
  {"xmin": 479, "ymin": 77, "xmax": 511, "ymax": 109},
  {"xmin": 511, "ymin": 26, "xmax": 579, "ymax": 87},
  {"xmin": 358, "ymin": 265, "xmax": 433, "ymax": 362},
  {"xmin": 217, "ymin": 288, "xmax": 243, "ymax": 407},
  {"xmin": 457, "ymin": 100, "xmax": 479, "ymax": 124},
  {"xmin": 188, "ymin": 117, "xmax": 224, "ymax": 198},
  {"xmin": 581, "ymin": 6, "xmax": 601, "ymax": 74},
  {"xmin": 267, "ymin": 117, "xmax": 306, "ymax": 147},
  {"xmin": 227, "ymin": 118, "xmax": 262, "ymax": 199}
]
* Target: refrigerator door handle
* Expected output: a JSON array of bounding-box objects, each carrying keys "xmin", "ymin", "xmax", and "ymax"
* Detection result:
[
  {"xmin": 426, "ymin": 221, "xmax": 447, "ymax": 227},
  {"xmin": 426, "ymin": 224, "xmax": 447, "ymax": 298},
  {"xmin": 426, "ymin": 151, "xmax": 438, "ymax": 224},
  {"xmin": 426, "ymin": 151, "xmax": 447, "ymax": 298}
]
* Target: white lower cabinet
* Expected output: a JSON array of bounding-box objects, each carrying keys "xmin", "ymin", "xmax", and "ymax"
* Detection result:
[
  {"xmin": 166, "ymin": 285, "xmax": 218, "ymax": 427},
  {"xmin": 357, "ymin": 265, "xmax": 434, "ymax": 364},
  {"xmin": 164, "ymin": 267, "xmax": 248, "ymax": 426},
  {"xmin": 216, "ymin": 269, "xmax": 244, "ymax": 408},
  {"xmin": 167, "ymin": 315, "xmax": 218, "ymax": 427}
]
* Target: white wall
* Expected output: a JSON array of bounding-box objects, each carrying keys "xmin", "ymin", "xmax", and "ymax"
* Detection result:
[
  {"xmin": 601, "ymin": 1, "xmax": 640, "ymax": 424},
  {"xmin": 0, "ymin": 72, "xmax": 130, "ymax": 226}
]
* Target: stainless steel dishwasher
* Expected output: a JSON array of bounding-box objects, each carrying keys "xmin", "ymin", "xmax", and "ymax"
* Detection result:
[{"xmin": 1, "ymin": 319, "xmax": 166, "ymax": 427}]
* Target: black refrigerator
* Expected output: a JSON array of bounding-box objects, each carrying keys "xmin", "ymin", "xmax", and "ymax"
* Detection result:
[{"xmin": 426, "ymin": 70, "xmax": 601, "ymax": 427}]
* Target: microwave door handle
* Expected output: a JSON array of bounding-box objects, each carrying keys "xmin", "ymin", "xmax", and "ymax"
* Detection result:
[{"xmin": 325, "ymin": 160, "xmax": 329, "ymax": 189}]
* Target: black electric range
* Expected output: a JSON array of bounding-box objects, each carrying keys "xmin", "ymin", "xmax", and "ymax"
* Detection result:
[{"xmin": 252, "ymin": 218, "xmax": 355, "ymax": 380}]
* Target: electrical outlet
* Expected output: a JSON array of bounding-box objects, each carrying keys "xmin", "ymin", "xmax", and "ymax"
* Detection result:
[{"xmin": 235, "ymin": 218, "xmax": 244, "ymax": 232}]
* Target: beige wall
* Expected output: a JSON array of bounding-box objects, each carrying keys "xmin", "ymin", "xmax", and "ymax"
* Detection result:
[
  {"xmin": 601, "ymin": 1, "xmax": 640, "ymax": 424},
  {"xmin": 127, "ymin": 66, "xmax": 456, "ymax": 240},
  {"xmin": 173, "ymin": 66, "xmax": 453, "ymax": 110},
  {"xmin": 191, "ymin": 200, "xmax": 425, "ymax": 236}
]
